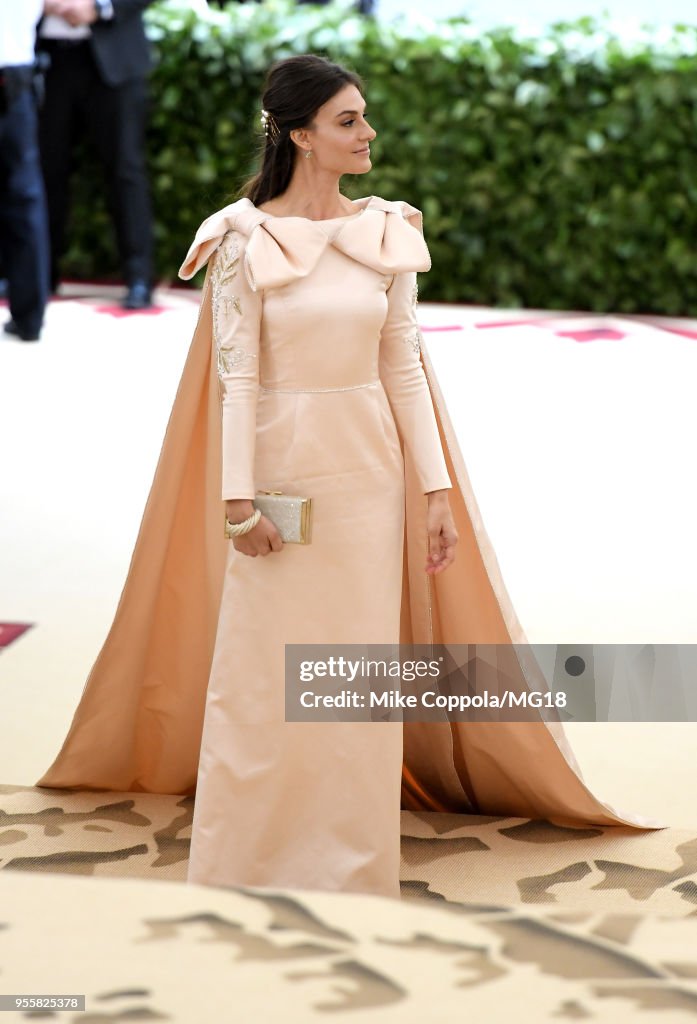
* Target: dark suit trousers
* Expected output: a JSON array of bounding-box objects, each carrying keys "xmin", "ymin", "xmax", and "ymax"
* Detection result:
[
  {"xmin": 0, "ymin": 79, "xmax": 50, "ymax": 335},
  {"xmin": 38, "ymin": 40, "xmax": 153, "ymax": 288}
]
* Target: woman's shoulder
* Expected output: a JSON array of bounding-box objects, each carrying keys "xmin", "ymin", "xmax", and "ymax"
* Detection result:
[
  {"xmin": 362, "ymin": 196, "xmax": 425, "ymax": 239},
  {"xmin": 363, "ymin": 195, "xmax": 423, "ymax": 218},
  {"xmin": 179, "ymin": 195, "xmax": 430, "ymax": 284},
  {"xmin": 178, "ymin": 199, "xmax": 260, "ymax": 280}
]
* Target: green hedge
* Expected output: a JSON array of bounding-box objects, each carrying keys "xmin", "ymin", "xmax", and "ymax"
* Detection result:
[{"xmin": 64, "ymin": 1, "xmax": 697, "ymax": 314}]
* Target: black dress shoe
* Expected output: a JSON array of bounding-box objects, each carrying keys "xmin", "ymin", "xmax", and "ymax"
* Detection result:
[
  {"xmin": 3, "ymin": 319, "xmax": 40, "ymax": 342},
  {"xmin": 122, "ymin": 280, "xmax": 153, "ymax": 310}
]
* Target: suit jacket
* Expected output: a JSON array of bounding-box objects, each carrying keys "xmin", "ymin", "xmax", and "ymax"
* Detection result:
[{"xmin": 38, "ymin": 0, "xmax": 155, "ymax": 87}]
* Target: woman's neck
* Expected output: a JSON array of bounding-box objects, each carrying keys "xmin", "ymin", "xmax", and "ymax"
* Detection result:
[{"xmin": 260, "ymin": 169, "xmax": 354, "ymax": 221}]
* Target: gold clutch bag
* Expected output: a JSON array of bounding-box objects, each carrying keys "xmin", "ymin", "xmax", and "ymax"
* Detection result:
[{"xmin": 252, "ymin": 490, "xmax": 312, "ymax": 544}]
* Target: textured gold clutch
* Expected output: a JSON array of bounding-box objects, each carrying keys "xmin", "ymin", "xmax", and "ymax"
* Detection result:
[{"xmin": 253, "ymin": 490, "xmax": 312, "ymax": 544}]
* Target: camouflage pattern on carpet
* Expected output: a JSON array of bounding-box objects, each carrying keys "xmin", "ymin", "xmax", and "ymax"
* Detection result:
[
  {"xmin": 2, "ymin": 786, "xmax": 697, "ymax": 1021},
  {"xmin": 1, "ymin": 785, "xmax": 694, "ymax": 917},
  {"xmin": 1, "ymin": 868, "xmax": 697, "ymax": 1022}
]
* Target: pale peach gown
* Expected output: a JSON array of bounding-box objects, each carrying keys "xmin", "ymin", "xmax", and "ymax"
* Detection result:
[{"xmin": 36, "ymin": 196, "xmax": 666, "ymax": 899}]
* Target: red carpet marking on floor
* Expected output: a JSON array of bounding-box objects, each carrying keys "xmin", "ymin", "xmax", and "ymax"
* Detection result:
[
  {"xmin": 474, "ymin": 317, "xmax": 552, "ymax": 329},
  {"xmin": 0, "ymin": 623, "xmax": 33, "ymax": 649},
  {"xmin": 555, "ymin": 327, "xmax": 627, "ymax": 342},
  {"xmin": 472, "ymin": 317, "xmax": 634, "ymax": 343},
  {"xmin": 93, "ymin": 305, "xmax": 170, "ymax": 318},
  {"xmin": 654, "ymin": 325, "xmax": 697, "ymax": 340}
]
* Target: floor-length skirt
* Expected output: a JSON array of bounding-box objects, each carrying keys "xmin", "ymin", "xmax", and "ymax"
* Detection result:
[{"xmin": 187, "ymin": 385, "xmax": 409, "ymax": 897}]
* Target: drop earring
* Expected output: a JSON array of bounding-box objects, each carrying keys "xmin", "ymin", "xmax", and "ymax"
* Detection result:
[{"xmin": 305, "ymin": 150, "xmax": 313, "ymax": 159}]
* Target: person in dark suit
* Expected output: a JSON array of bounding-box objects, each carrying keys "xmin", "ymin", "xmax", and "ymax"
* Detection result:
[
  {"xmin": 37, "ymin": 0, "xmax": 155, "ymax": 309},
  {"xmin": 0, "ymin": 1, "xmax": 50, "ymax": 342}
]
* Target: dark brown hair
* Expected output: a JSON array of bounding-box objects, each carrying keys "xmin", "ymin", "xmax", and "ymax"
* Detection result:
[{"xmin": 243, "ymin": 54, "xmax": 363, "ymax": 206}]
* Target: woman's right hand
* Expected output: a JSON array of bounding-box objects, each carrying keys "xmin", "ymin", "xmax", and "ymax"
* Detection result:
[{"xmin": 226, "ymin": 499, "xmax": 283, "ymax": 557}]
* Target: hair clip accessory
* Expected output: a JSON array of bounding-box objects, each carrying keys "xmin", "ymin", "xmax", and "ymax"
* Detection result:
[{"xmin": 260, "ymin": 108, "xmax": 280, "ymax": 144}]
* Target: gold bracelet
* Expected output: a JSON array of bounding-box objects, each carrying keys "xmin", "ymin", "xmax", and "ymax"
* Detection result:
[{"xmin": 224, "ymin": 508, "xmax": 261, "ymax": 538}]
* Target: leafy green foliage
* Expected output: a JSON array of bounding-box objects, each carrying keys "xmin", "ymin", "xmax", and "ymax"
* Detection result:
[{"xmin": 63, "ymin": 1, "xmax": 697, "ymax": 313}]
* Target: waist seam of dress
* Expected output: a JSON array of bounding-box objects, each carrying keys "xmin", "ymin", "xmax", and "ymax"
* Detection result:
[{"xmin": 259, "ymin": 380, "xmax": 380, "ymax": 393}]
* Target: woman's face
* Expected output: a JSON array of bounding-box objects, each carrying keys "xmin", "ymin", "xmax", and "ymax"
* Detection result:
[{"xmin": 293, "ymin": 83, "xmax": 377, "ymax": 175}]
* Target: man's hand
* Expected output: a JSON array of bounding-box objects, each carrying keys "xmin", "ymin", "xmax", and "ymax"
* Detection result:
[{"xmin": 44, "ymin": 0, "xmax": 99, "ymax": 26}]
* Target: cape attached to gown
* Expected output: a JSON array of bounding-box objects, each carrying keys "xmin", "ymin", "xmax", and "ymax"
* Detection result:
[{"xmin": 36, "ymin": 195, "xmax": 665, "ymax": 845}]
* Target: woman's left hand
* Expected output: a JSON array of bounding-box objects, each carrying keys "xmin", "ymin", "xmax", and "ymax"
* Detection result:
[{"xmin": 425, "ymin": 490, "xmax": 458, "ymax": 575}]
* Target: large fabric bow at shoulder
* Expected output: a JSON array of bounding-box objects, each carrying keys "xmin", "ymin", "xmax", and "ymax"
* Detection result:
[{"xmin": 178, "ymin": 196, "xmax": 431, "ymax": 289}]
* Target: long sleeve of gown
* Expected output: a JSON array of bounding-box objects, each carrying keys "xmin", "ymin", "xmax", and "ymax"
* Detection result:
[
  {"xmin": 378, "ymin": 270, "xmax": 452, "ymax": 494},
  {"xmin": 210, "ymin": 230, "xmax": 263, "ymax": 500}
]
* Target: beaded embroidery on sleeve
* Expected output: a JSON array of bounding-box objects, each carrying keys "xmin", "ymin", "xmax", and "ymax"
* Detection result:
[
  {"xmin": 211, "ymin": 232, "xmax": 258, "ymax": 379},
  {"xmin": 403, "ymin": 280, "xmax": 423, "ymax": 355}
]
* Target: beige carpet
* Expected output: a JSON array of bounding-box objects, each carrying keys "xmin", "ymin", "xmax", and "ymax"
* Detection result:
[
  {"xmin": 2, "ymin": 785, "xmax": 697, "ymax": 1022},
  {"xmin": 3, "ymin": 288, "xmax": 697, "ymax": 1021},
  {"xmin": 1, "ymin": 784, "xmax": 694, "ymax": 914}
]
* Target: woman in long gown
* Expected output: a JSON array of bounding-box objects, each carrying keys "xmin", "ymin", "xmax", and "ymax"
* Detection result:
[{"xmin": 36, "ymin": 55, "xmax": 665, "ymax": 899}]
